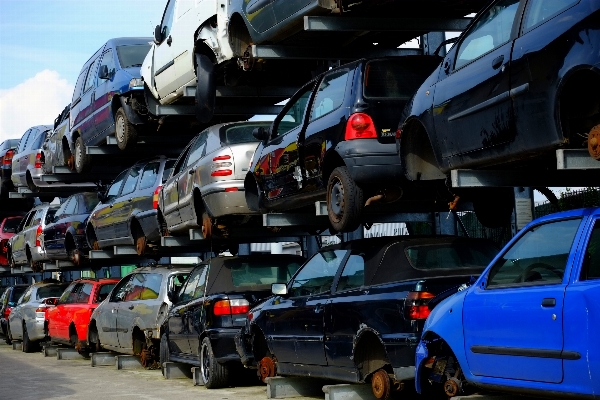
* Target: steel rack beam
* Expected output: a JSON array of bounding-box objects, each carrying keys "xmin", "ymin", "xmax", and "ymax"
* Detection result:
[
  {"xmin": 263, "ymin": 213, "xmax": 329, "ymax": 227},
  {"xmin": 251, "ymin": 45, "xmax": 421, "ymax": 60},
  {"xmin": 303, "ymin": 16, "xmax": 471, "ymax": 32},
  {"xmin": 11, "ymin": 188, "xmax": 64, "ymax": 198},
  {"xmin": 556, "ymin": 149, "xmax": 600, "ymax": 170},
  {"xmin": 149, "ymin": 103, "xmax": 284, "ymax": 117},
  {"xmin": 161, "ymin": 236, "xmax": 193, "ymax": 247},
  {"xmin": 451, "ymin": 168, "xmax": 600, "ymax": 187},
  {"xmin": 184, "ymin": 86, "xmax": 299, "ymax": 98},
  {"xmin": 114, "ymin": 246, "xmax": 138, "ymax": 256},
  {"xmin": 88, "ymin": 250, "xmax": 115, "ymax": 260},
  {"xmin": 0, "ymin": 266, "xmax": 10, "ymax": 273},
  {"xmin": 189, "ymin": 229, "xmax": 205, "ymax": 241},
  {"xmin": 43, "ymin": 262, "xmax": 60, "ymax": 271}
]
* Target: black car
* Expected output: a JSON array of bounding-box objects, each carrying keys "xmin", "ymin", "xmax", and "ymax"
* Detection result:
[
  {"xmin": 160, "ymin": 255, "xmax": 304, "ymax": 388},
  {"xmin": 0, "ymin": 139, "xmax": 20, "ymax": 199},
  {"xmin": 0, "ymin": 284, "xmax": 29, "ymax": 343},
  {"xmin": 86, "ymin": 156, "xmax": 175, "ymax": 255},
  {"xmin": 245, "ymin": 57, "xmax": 440, "ymax": 232},
  {"xmin": 399, "ymin": 0, "xmax": 600, "ymax": 227},
  {"xmin": 236, "ymin": 236, "xmax": 498, "ymax": 400},
  {"xmin": 43, "ymin": 192, "xmax": 100, "ymax": 265}
]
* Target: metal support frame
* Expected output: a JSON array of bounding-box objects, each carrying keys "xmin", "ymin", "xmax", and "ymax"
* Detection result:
[
  {"xmin": 251, "ymin": 45, "xmax": 421, "ymax": 60},
  {"xmin": 303, "ymin": 16, "xmax": 471, "ymax": 32},
  {"xmin": 263, "ymin": 213, "xmax": 329, "ymax": 227},
  {"xmin": 556, "ymin": 149, "xmax": 600, "ymax": 170},
  {"xmin": 421, "ymin": 31, "xmax": 447, "ymax": 56},
  {"xmin": 184, "ymin": 86, "xmax": 299, "ymax": 98},
  {"xmin": 451, "ymin": 168, "xmax": 600, "ymax": 187}
]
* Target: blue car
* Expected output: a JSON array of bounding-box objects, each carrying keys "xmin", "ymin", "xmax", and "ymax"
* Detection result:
[
  {"xmin": 69, "ymin": 37, "xmax": 152, "ymax": 174},
  {"xmin": 416, "ymin": 207, "xmax": 600, "ymax": 398}
]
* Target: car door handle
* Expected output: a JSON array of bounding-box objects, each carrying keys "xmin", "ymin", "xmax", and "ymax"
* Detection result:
[
  {"xmin": 541, "ymin": 298, "xmax": 556, "ymax": 307},
  {"xmin": 188, "ymin": 169, "xmax": 194, "ymax": 175},
  {"xmin": 314, "ymin": 304, "xmax": 323, "ymax": 314},
  {"xmin": 167, "ymin": 36, "xmax": 172, "ymax": 46},
  {"xmin": 128, "ymin": 305, "xmax": 135, "ymax": 310},
  {"xmin": 492, "ymin": 55, "xmax": 504, "ymax": 70}
]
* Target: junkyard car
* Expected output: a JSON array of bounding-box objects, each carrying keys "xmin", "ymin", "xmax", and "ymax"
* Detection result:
[
  {"xmin": 0, "ymin": 216, "xmax": 24, "ymax": 266},
  {"xmin": 0, "ymin": 138, "xmax": 20, "ymax": 199},
  {"xmin": 416, "ymin": 207, "xmax": 600, "ymax": 399},
  {"xmin": 42, "ymin": 103, "xmax": 71, "ymax": 173},
  {"xmin": 43, "ymin": 192, "xmax": 99, "ymax": 266},
  {"xmin": 245, "ymin": 57, "xmax": 440, "ymax": 232},
  {"xmin": 7, "ymin": 280, "xmax": 69, "ymax": 352},
  {"xmin": 161, "ymin": 255, "xmax": 304, "ymax": 388},
  {"xmin": 238, "ymin": 236, "xmax": 498, "ymax": 400},
  {"xmin": 0, "ymin": 284, "xmax": 28, "ymax": 343},
  {"xmin": 70, "ymin": 37, "xmax": 152, "ymax": 173},
  {"xmin": 8, "ymin": 203, "xmax": 59, "ymax": 270},
  {"xmin": 399, "ymin": 0, "xmax": 600, "ymax": 227},
  {"xmin": 88, "ymin": 265, "xmax": 191, "ymax": 367},
  {"xmin": 11, "ymin": 125, "xmax": 53, "ymax": 198},
  {"xmin": 46, "ymin": 278, "xmax": 119, "ymax": 354},
  {"xmin": 158, "ymin": 121, "xmax": 271, "ymax": 238},
  {"xmin": 86, "ymin": 156, "xmax": 175, "ymax": 255}
]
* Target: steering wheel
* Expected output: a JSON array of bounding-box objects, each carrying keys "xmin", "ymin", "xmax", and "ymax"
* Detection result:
[{"xmin": 515, "ymin": 262, "xmax": 563, "ymax": 283}]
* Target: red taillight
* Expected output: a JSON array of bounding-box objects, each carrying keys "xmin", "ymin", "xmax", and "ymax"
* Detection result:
[
  {"xmin": 4, "ymin": 306, "xmax": 12, "ymax": 319},
  {"xmin": 395, "ymin": 128, "xmax": 402, "ymax": 139},
  {"xmin": 153, "ymin": 185, "xmax": 161, "ymax": 210},
  {"xmin": 405, "ymin": 291, "xmax": 435, "ymax": 320},
  {"xmin": 211, "ymin": 169, "xmax": 233, "ymax": 177},
  {"xmin": 224, "ymin": 187, "xmax": 238, "ymax": 192},
  {"xmin": 34, "ymin": 152, "xmax": 44, "ymax": 169},
  {"xmin": 211, "ymin": 154, "xmax": 233, "ymax": 177},
  {"xmin": 35, "ymin": 306, "xmax": 46, "ymax": 313},
  {"xmin": 213, "ymin": 299, "xmax": 250, "ymax": 316},
  {"xmin": 3, "ymin": 149, "xmax": 14, "ymax": 165},
  {"xmin": 35, "ymin": 225, "xmax": 42, "ymax": 247},
  {"xmin": 345, "ymin": 113, "xmax": 377, "ymax": 140},
  {"xmin": 213, "ymin": 155, "xmax": 231, "ymax": 161}
]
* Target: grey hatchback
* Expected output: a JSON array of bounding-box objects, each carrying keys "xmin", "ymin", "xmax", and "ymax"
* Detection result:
[{"xmin": 86, "ymin": 156, "xmax": 175, "ymax": 255}]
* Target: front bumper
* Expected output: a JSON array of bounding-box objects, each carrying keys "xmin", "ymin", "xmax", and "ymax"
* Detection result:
[{"xmin": 335, "ymin": 139, "xmax": 403, "ymax": 186}]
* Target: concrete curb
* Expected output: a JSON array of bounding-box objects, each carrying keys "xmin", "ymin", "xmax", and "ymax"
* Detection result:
[
  {"xmin": 163, "ymin": 362, "xmax": 193, "ymax": 379},
  {"xmin": 266, "ymin": 377, "xmax": 327, "ymax": 399}
]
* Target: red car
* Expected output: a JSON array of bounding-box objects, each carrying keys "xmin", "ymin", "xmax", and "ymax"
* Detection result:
[
  {"xmin": 46, "ymin": 278, "xmax": 119, "ymax": 353},
  {"xmin": 0, "ymin": 216, "xmax": 23, "ymax": 265}
]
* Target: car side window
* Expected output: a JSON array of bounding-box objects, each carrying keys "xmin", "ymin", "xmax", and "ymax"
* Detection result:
[
  {"xmin": 79, "ymin": 283, "xmax": 93, "ymax": 303},
  {"xmin": 31, "ymin": 209, "xmax": 44, "ymax": 226},
  {"xmin": 139, "ymin": 274, "xmax": 163, "ymax": 300},
  {"xmin": 581, "ymin": 221, "xmax": 600, "ymax": 281},
  {"xmin": 124, "ymin": 274, "xmax": 145, "ymax": 301},
  {"xmin": 99, "ymin": 49, "xmax": 116, "ymax": 79},
  {"xmin": 20, "ymin": 287, "xmax": 32, "ymax": 304},
  {"xmin": 455, "ymin": 0, "xmax": 520, "ymax": 70},
  {"xmin": 169, "ymin": 273, "xmax": 189, "ymax": 294},
  {"xmin": 65, "ymin": 283, "xmax": 83, "ymax": 304},
  {"xmin": 83, "ymin": 57, "xmax": 101, "ymax": 92},
  {"xmin": 106, "ymin": 170, "xmax": 128, "ymax": 201},
  {"xmin": 336, "ymin": 254, "xmax": 365, "ymax": 292},
  {"xmin": 72, "ymin": 67, "xmax": 89, "ymax": 103},
  {"xmin": 120, "ymin": 166, "xmax": 141, "ymax": 196},
  {"xmin": 178, "ymin": 266, "xmax": 208, "ymax": 303},
  {"xmin": 309, "ymin": 69, "xmax": 350, "ymax": 122},
  {"xmin": 187, "ymin": 131, "xmax": 208, "ymax": 166},
  {"xmin": 139, "ymin": 162, "xmax": 160, "ymax": 190},
  {"xmin": 524, "ymin": 0, "xmax": 578, "ymax": 31},
  {"xmin": 272, "ymin": 85, "xmax": 313, "ymax": 139},
  {"xmin": 96, "ymin": 283, "xmax": 115, "ymax": 303},
  {"xmin": 486, "ymin": 218, "xmax": 581, "ymax": 287},
  {"xmin": 17, "ymin": 129, "xmax": 31, "ymax": 153},
  {"xmin": 289, "ymin": 250, "xmax": 348, "ymax": 297},
  {"xmin": 31, "ymin": 130, "xmax": 48, "ymax": 149},
  {"xmin": 173, "ymin": 144, "xmax": 192, "ymax": 176},
  {"xmin": 19, "ymin": 212, "xmax": 34, "ymax": 231},
  {"xmin": 63, "ymin": 197, "xmax": 78, "ymax": 215},
  {"xmin": 58, "ymin": 283, "xmax": 77, "ymax": 304},
  {"xmin": 110, "ymin": 275, "xmax": 133, "ymax": 302},
  {"xmin": 55, "ymin": 197, "xmax": 72, "ymax": 218},
  {"xmin": 161, "ymin": 0, "xmax": 177, "ymax": 39}
]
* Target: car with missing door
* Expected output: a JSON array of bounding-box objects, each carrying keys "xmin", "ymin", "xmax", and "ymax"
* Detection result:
[
  {"xmin": 237, "ymin": 235, "xmax": 498, "ymax": 400},
  {"xmin": 42, "ymin": 103, "xmax": 71, "ymax": 173},
  {"xmin": 245, "ymin": 57, "xmax": 440, "ymax": 232},
  {"xmin": 160, "ymin": 255, "xmax": 304, "ymax": 388}
]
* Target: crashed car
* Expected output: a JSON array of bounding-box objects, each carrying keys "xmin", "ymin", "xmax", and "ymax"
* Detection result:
[
  {"xmin": 236, "ymin": 236, "xmax": 498, "ymax": 400},
  {"xmin": 416, "ymin": 207, "xmax": 600, "ymax": 399}
]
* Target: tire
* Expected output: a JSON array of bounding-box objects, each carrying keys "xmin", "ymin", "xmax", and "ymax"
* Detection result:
[
  {"xmin": 200, "ymin": 337, "xmax": 229, "ymax": 389},
  {"xmin": 115, "ymin": 108, "xmax": 138, "ymax": 151},
  {"xmin": 133, "ymin": 223, "xmax": 146, "ymax": 256},
  {"xmin": 88, "ymin": 324, "xmax": 101, "ymax": 353},
  {"xmin": 22, "ymin": 324, "xmax": 37, "ymax": 353},
  {"xmin": 327, "ymin": 166, "xmax": 363, "ymax": 232},
  {"xmin": 195, "ymin": 53, "xmax": 216, "ymax": 123},
  {"xmin": 159, "ymin": 333, "xmax": 170, "ymax": 375},
  {"xmin": 473, "ymin": 188, "xmax": 514, "ymax": 228},
  {"xmin": 74, "ymin": 136, "xmax": 92, "ymax": 174}
]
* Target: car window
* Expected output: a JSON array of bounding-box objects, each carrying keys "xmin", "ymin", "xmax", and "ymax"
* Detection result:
[
  {"xmin": 45, "ymin": 209, "xmax": 57, "ymax": 225},
  {"xmin": 178, "ymin": 266, "xmax": 208, "ymax": 303},
  {"xmin": 487, "ymin": 218, "xmax": 581, "ymax": 287},
  {"xmin": 63, "ymin": 197, "xmax": 78, "ymax": 215},
  {"xmin": 99, "ymin": 49, "xmax": 116, "ymax": 79},
  {"xmin": 581, "ymin": 221, "xmax": 600, "ymax": 281},
  {"xmin": 309, "ymin": 69, "xmax": 349, "ymax": 121},
  {"xmin": 55, "ymin": 197, "xmax": 73, "ymax": 218},
  {"xmin": 81, "ymin": 193, "xmax": 100, "ymax": 212},
  {"xmin": 83, "ymin": 57, "xmax": 101, "ymax": 92},
  {"xmin": 336, "ymin": 254, "xmax": 365, "ymax": 292},
  {"xmin": 3, "ymin": 218, "xmax": 22, "ymax": 233},
  {"xmin": 96, "ymin": 283, "xmax": 115, "ymax": 303},
  {"xmin": 106, "ymin": 170, "xmax": 128, "ymax": 201},
  {"xmin": 230, "ymin": 259, "xmax": 301, "ymax": 287},
  {"xmin": 272, "ymin": 85, "xmax": 313, "ymax": 139},
  {"xmin": 139, "ymin": 273, "xmax": 163, "ymax": 300},
  {"xmin": 58, "ymin": 283, "xmax": 78, "ymax": 304},
  {"xmin": 289, "ymin": 250, "xmax": 347, "ymax": 297},
  {"xmin": 79, "ymin": 283, "xmax": 93, "ymax": 303},
  {"xmin": 364, "ymin": 59, "xmax": 438, "ymax": 99},
  {"xmin": 524, "ymin": 0, "xmax": 578, "ymax": 31},
  {"xmin": 30, "ymin": 130, "xmax": 48, "ymax": 149},
  {"xmin": 17, "ymin": 130, "xmax": 31, "ymax": 153},
  {"xmin": 121, "ymin": 166, "xmax": 141, "ymax": 196},
  {"xmin": 116, "ymin": 44, "xmax": 151, "ymax": 68},
  {"xmin": 160, "ymin": 0, "xmax": 176, "ymax": 39},
  {"xmin": 139, "ymin": 162, "xmax": 160, "ymax": 190},
  {"xmin": 405, "ymin": 242, "xmax": 498, "ymax": 270},
  {"xmin": 187, "ymin": 132, "xmax": 208, "ymax": 166},
  {"xmin": 455, "ymin": 0, "xmax": 520, "ymax": 70},
  {"xmin": 162, "ymin": 160, "xmax": 175, "ymax": 183},
  {"xmin": 72, "ymin": 67, "xmax": 90, "ymax": 103},
  {"xmin": 20, "ymin": 287, "xmax": 32, "ymax": 304},
  {"xmin": 168, "ymin": 273, "xmax": 189, "ymax": 294},
  {"xmin": 124, "ymin": 274, "xmax": 145, "ymax": 301},
  {"xmin": 221, "ymin": 123, "xmax": 268, "ymax": 145},
  {"xmin": 110, "ymin": 275, "xmax": 133, "ymax": 302},
  {"xmin": 31, "ymin": 209, "xmax": 44, "ymax": 226},
  {"xmin": 18, "ymin": 212, "xmax": 33, "ymax": 231},
  {"xmin": 37, "ymin": 284, "xmax": 67, "ymax": 300}
]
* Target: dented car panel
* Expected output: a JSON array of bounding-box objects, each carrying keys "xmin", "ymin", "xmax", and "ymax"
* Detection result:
[{"xmin": 417, "ymin": 207, "xmax": 600, "ymax": 398}]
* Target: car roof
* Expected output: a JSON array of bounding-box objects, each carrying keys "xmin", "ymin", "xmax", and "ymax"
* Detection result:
[
  {"xmin": 525, "ymin": 207, "xmax": 598, "ymax": 226},
  {"xmin": 129, "ymin": 265, "xmax": 194, "ymax": 275},
  {"xmin": 106, "ymin": 37, "xmax": 152, "ymax": 47}
]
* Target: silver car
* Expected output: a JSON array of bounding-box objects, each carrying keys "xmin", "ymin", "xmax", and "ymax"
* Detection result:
[
  {"xmin": 7, "ymin": 280, "xmax": 69, "ymax": 352},
  {"xmin": 11, "ymin": 125, "xmax": 52, "ymax": 198},
  {"xmin": 42, "ymin": 104, "xmax": 71, "ymax": 174},
  {"xmin": 8, "ymin": 203, "xmax": 59, "ymax": 270},
  {"xmin": 158, "ymin": 121, "xmax": 271, "ymax": 239},
  {"xmin": 88, "ymin": 265, "xmax": 191, "ymax": 368}
]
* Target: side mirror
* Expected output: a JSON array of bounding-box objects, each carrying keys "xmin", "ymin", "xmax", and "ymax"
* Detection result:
[
  {"xmin": 253, "ymin": 127, "xmax": 270, "ymax": 142},
  {"xmin": 98, "ymin": 65, "xmax": 109, "ymax": 80},
  {"xmin": 154, "ymin": 25, "xmax": 163, "ymax": 44},
  {"xmin": 167, "ymin": 290, "xmax": 178, "ymax": 304},
  {"xmin": 271, "ymin": 283, "xmax": 288, "ymax": 296},
  {"xmin": 43, "ymin": 297, "xmax": 58, "ymax": 306}
]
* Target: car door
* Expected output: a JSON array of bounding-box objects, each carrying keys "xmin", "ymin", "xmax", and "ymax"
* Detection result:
[
  {"xmin": 57, "ymin": 283, "xmax": 82, "ymax": 341},
  {"xmin": 152, "ymin": 0, "xmax": 178, "ymax": 99},
  {"xmin": 112, "ymin": 165, "xmax": 142, "ymax": 241},
  {"xmin": 245, "ymin": 0, "xmax": 276, "ymax": 34},
  {"xmin": 10, "ymin": 286, "xmax": 31, "ymax": 339},
  {"xmin": 463, "ymin": 217, "xmax": 582, "ymax": 383},
  {"xmin": 272, "ymin": 0, "xmax": 311, "ymax": 25},
  {"xmin": 256, "ymin": 83, "xmax": 314, "ymax": 202},
  {"xmin": 266, "ymin": 249, "xmax": 347, "ymax": 365},
  {"xmin": 162, "ymin": 143, "xmax": 193, "ymax": 229},
  {"xmin": 12, "ymin": 128, "xmax": 32, "ymax": 187},
  {"xmin": 432, "ymin": 0, "xmax": 522, "ymax": 164},
  {"xmin": 179, "ymin": 131, "xmax": 207, "ymax": 223},
  {"xmin": 11, "ymin": 211, "xmax": 34, "ymax": 264},
  {"xmin": 74, "ymin": 56, "xmax": 102, "ymax": 144},
  {"xmin": 93, "ymin": 48, "xmax": 117, "ymax": 137},
  {"xmin": 99, "ymin": 276, "xmax": 132, "ymax": 348},
  {"xmin": 93, "ymin": 169, "xmax": 127, "ymax": 243},
  {"xmin": 44, "ymin": 197, "xmax": 73, "ymax": 253}
]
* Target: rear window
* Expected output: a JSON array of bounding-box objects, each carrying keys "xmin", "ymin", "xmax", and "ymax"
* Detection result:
[
  {"xmin": 405, "ymin": 242, "xmax": 498, "ymax": 270},
  {"xmin": 116, "ymin": 44, "xmax": 151, "ymax": 68},
  {"xmin": 364, "ymin": 59, "xmax": 438, "ymax": 99},
  {"xmin": 45, "ymin": 209, "xmax": 58, "ymax": 225},
  {"xmin": 36, "ymin": 284, "xmax": 68, "ymax": 300},
  {"xmin": 3, "ymin": 217, "xmax": 23, "ymax": 233},
  {"xmin": 229, "ymin": 259, "xmax": 302, "ymax": 287},
  {"xmin": 220, "ymin": 123, "xmax": 271, "ymax": 145},
  {"xmin": 11, "ymin": 286, "xmax": 27, "ymax": 301}
]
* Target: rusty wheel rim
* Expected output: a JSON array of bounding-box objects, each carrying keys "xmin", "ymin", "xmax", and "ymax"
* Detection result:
[
  {"xmin": 140, "ymin": 348, "xmax": 153, "ymax": 368},
  {"xmin": 136, "ymin": 235, "xmax": 146, "ymax": 256},
  {"xmin": 258, "ymin": 357, "xmax": 275, "ymax": 382},
  {"xmin": 72, "ymin": 249, "xmax": 81, "ymax": 266},
  {"xmin": 201, "ymin": 214, "xmax": 212, "ymax": 240},
  {"xmin": 444, "ymin": 378, "xmax": 460, "ymax": 398},
  {"xmin": 588, "ymin": 125, "xmax": 600, "ymax": 160},
  {"xmin": 92, "ymin": 240, "xmax": 100, "ymax": 251},
  {"xmin": 371, "ymin": 370, "xmax": 390, "ymax": 400}
]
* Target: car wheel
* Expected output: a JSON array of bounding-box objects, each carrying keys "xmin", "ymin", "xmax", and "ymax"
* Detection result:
[
  {"xmin": 74, "ymin": 136, "xmax": 92, "ymax": 174},
  {"xmin": 473, "ymin": 188, "xmax": 514, "ymax": 228},
  {"xmin": 87, "ymin": 226, "xmax": 99, "ymax": 250},
  {"xmin": 159, "ymin": 333, "xmax": 170, "ymax": 375},
  {"xmin": 133, "ymin": 224, "xmax": 146, "ymax": 256},
  {"xmin": 22, "ymin": 324, "xmax": 37, "ymax": 353},
  {"xmin": 115, "ymin": 108, "xmax": 138, "ymax": 151},
  {"xmin": 195, "ymin": 53, "xmax": 216, "ymax": 123},
  {"xmin": 371, "ymin": 369, "xmax": 391, "ymax": 400},
  {"xmin": 200, "ymin": 337, "xmax": 229, "ymax": 388},
  {"xmin": 327, "ymin": 166, "xmax": 363, "ymax": 232},
  {"xmin": 88, "ymin": 324, "xmax": 101, "ymax": 353},
  {"xmin": 201, "ymin": 212, "xmax": 213, "ymax": 240}
]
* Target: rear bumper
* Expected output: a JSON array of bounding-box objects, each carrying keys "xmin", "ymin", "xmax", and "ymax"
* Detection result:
[
  {"xmin": 335, "ymin": 140, "xmax": 403, "ymax": 186},
  {"xmin": 207, "ymin": 327, "xmax": 243, "ymax": 362},
  {"xmin": 202, "ymin": 180, "xmax": 256, "ymax": 218},
  {"xmin": 27, "ymin": 319, "xmax": 47, "ymax": 342}
]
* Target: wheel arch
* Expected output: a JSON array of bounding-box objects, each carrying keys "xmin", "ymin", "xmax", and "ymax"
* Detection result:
[
  {"xmin": 352, "ymin": 328, "xmax": 392, "ymax": 382},
  {"xmin": 399, "ymin": 117, "xmax": 445, "ymax": 181},
  {"xmin": 228, "ymin": 12, "xmax": 253, "ymax": 57},
  {"xmin": 322, "ymin": 150, "xmax": 346, "ymax": 186}
]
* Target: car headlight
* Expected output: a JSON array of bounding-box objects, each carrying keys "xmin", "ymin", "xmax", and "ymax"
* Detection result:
[{"xmin": 129, "ymin": 78, "xmax": 144, "ymax": 89}]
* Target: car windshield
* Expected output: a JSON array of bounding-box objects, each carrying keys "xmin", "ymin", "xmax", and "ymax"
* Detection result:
[
  {"xmin": 220, "ymin": 123, "xmax": 271, "ymax": 145},
  {"xmin": 36, "ymin": 284, "xmax": 68, "ymax": 300},
  {"xmin": 405, "ymin": 241, "xmax": 498, "ymax": 270},
  {"xmin": 229, "ymin": 259, "xmax": 302, "ymax": 287},
  {"xmin": 116, "ymin": 44, "xmax": 151, "ymax": 68},
  {"xmin": 364, "ymin": 59, "xmax": 439, "ymax": 99},
  {"xmin": 3, "ymin": 217, "xmax": 23, "ymax": 233}
]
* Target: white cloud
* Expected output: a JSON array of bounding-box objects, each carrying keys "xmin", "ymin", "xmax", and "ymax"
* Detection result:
[{"xmin": 0, "ymin": 70, "xmax": 73, "ymax": 142}]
